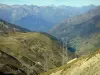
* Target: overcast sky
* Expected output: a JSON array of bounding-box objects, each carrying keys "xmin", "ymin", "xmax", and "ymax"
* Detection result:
[{"xmin": 0, "ymin": 0, "xmax": 100, "ymax": 7}]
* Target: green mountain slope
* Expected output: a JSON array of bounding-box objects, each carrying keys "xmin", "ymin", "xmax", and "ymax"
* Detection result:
[
  {"xmin": 0, "ymin": 19, "xmax": 72, "ymax": 75},
  {"xmin": 0, "ymin": 32, "xmax": 70, "ymax": 75},
  {"xmin": 49, "ymin": 6, "xmax": 100, "ymax": 56}
]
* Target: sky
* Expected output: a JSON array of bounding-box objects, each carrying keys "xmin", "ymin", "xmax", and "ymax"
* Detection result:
[{"xmin": 0, "ymin": 0, "xmax": 100, "ymax": 7}]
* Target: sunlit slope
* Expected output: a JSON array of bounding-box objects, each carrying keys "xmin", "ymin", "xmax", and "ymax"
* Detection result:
[{"xmin": 41, "ymin": 49, "xmax": 100, "ymax": 75}]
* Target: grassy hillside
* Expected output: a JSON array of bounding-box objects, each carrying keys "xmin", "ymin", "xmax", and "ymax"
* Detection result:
[
  {"xmin": 0, "ymin": 32, "xmax": 69, "ymax": 75},
  {"xmin": 41, "ymin": 49, "xmax": 100, "ymax": 75}
]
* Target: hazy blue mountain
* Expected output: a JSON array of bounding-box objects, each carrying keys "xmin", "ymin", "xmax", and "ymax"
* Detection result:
[
  {"xmin": 0, "ymin": 18, "xmax": 30, "ymax": 35},
  {"xmin": 0, "ymin": 4, "xmax": 95, "ymax": 32},
  {"xmin": 49, "ymin": 6, "xmax": 100, "ymax": 37},
  {"xmin": 16, "ymin": 15, "xmax": 53, "ymax": 31},
  {"xmin": 49, "ymin": 6, "xmax": 100, "ymax": 56}
]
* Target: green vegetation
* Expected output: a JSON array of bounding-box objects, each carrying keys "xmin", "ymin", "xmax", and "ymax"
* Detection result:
[{"xmin": 0, "ymin": 32, "xmax": 69, "ymax": 75}]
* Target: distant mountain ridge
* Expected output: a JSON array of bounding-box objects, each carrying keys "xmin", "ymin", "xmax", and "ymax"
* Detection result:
[
  {"xmin": 0, "ymin": 4, "xmax": 95, "ymax": 31},
  {"xmin": 49, "ymin": 6, "xmax": 100, "ymax": 36},
  {"xmin": 0, "ymin": 19, "xmax": 30, "ymax": 35},
  {"xmin": 49, "ymin": 6, "xmax": 100, "ymax": 56}
]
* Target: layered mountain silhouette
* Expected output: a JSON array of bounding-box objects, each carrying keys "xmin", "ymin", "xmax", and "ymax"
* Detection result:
[
  {"xmin": 49, "ymin": 6, "xmax": 100, "ymax": 56},
  {"xmin": 0, "ymin": 4, "xmax": 95, "ymax": 31},
  {"xmin": 0, "ymin": 3, "xmax": 100, "ymax": 75}
]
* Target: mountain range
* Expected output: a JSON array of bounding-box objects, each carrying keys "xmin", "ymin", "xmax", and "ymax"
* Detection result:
[
  {"xmin": 49, "ymin": 6, "xmax": 100, "ymax": 56},
  {"xmin": 0, "ymin": 3, "xmax": 100, "ymax": 75},
  {"xmin": 0, "ymin": 4, "xmax": 95, "ymax": 31}
]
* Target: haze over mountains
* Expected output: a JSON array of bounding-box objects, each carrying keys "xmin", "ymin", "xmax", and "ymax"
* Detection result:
[
  {"xmin": 0, "ymin": 2, "xmax": 100, "ymax": 75},
  {"xmin": 40, "ymin": 6, "xmax": 100, "ymax": 75},
  {"xmin": 0, "ymin": 4, "xmax": 95, "ymax": 31},
  {"xmin": 49, "ymin": 6, "xmax": 100, "ymax": 56}
]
